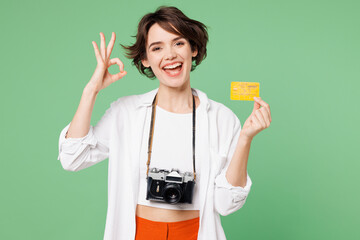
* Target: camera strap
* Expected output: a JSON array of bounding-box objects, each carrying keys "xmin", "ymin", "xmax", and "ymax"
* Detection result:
[{"xmin": 146, "ymin": 92, "xmax": 197, "ymax": 181}]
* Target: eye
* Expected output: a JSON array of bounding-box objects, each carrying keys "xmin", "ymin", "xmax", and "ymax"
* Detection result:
[
  {"xmin": 175, "ymin": 41, "xmax": 185, "ymax": 46},
  {"xmin": 152, "ymin": 47, "xmax": 160, "ymax": 52}
]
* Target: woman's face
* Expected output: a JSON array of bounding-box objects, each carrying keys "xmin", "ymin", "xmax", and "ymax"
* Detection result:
[{"xmin": 141, "ymin": 23, "xmax": 198, "ymax": 90}]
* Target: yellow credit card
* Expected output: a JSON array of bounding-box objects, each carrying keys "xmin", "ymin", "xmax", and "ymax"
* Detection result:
[{"xmin": 230, "ymin": 82, "xmax": 260, "ymax": 101}]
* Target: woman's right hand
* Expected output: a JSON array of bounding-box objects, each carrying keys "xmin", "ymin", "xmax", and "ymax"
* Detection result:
[{"xmin": 87, "ymin": 32, "xmax": 127, "ymax": 94}]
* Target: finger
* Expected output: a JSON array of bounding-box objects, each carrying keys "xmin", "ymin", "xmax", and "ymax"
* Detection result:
[
  {"xmin": 254, "ymin": 97, "xmax": 271, "ymax": 122},
  {"xmin": 100, "ymin": 32, "xmax": 106, "ymax": 60},
  {"xmin": 106, "ymin": 32, "xmax": 116, "ymax": 59},
  {"xmin": 260, "ymin": 107, "xmax": 271, "ymax": 127},
  {"xmin": 108, "ymin": 58, "xmax": 126, "ymax": 81},
  {"xmin": 252, "ymin": 101, "xmax": 261, "ymax": 115},
  {"xmin": 109, "ymin": 58, "xmax": 125, "ymax": 72},
  {"xmin": 92, "ymin": 41, "xmax": 102, "ymax": 63},
  {"xmin": 255, "ymin": 110, "xmax": 266, "ymax": 128},
  {"xmin": 110, "ymin": 71, "xmax": 128, "ymax": 82}
]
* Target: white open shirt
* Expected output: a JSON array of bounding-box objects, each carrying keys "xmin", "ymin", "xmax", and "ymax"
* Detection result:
[{"xmin": 57, "ymin": 88, "xmax": 252, "ymax": 240}]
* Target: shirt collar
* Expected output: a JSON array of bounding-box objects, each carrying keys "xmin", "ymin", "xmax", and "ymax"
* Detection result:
[{"xmin": 136, "ymin": 87, "xmax": 210, "ymax": 112}]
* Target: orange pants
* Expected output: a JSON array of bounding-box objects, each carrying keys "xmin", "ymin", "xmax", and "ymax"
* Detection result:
[{"xmin": 135, "ymin": 216, "xmax": 199, "ymax": 240}]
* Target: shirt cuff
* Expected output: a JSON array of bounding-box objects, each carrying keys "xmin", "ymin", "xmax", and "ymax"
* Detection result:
[
  {"xmin": 57, "ymin": 123, "xmax": 97, "ymax": 160},
  {"xmin": 215, "ymin": 171, "xmax": 252, "ymax": 193},
  {"xmin": 214, "ymin": 171, "xmax": 252, "ymax": 206}
]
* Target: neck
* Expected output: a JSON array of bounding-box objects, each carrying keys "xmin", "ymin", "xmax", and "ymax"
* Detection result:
[{"xmin": 156, "ymin": 83, "xmax": 194, "ymax": 113}]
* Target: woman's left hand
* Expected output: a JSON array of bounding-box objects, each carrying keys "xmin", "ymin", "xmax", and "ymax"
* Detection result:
[{"xmin": 240, "ymin": 97, "xmax": 272, "ymax": 140}]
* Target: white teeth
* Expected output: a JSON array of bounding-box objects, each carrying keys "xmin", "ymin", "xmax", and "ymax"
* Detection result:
[{"xmin": 163, "ymin": 63, "xmax": 182, "ymax": 69}]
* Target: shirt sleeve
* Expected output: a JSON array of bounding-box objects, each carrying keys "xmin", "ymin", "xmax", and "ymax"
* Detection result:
[
  {"xmin": 57, "ymin": 104, "xmax": 113, "ymax": 172},
  {"xmin": 214, "ymin": 114, "xmax": 253, "ymax": 216}
]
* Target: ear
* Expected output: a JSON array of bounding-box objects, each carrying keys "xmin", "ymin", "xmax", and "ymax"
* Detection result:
[
  {"xmin": 192, "ymin": 47, "xmax": 198, "ymax": 58},
  {"xmin": 141, "ymin": 58, "xmax": 150, "ymax": 68}
]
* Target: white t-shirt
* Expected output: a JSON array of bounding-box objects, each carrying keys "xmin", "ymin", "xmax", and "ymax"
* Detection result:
[{"xmin": 138, "ymin": 104, "xmax": 201, "ymax": 210}]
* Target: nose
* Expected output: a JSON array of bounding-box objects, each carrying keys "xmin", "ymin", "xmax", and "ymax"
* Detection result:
[{"xmin": 164, "ymin": 46, "xmax": 177, "ymax": 60}]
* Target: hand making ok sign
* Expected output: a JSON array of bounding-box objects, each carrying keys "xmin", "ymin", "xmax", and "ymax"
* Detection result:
[{"xmin": 87, "ymin": 32, "xmax": 127, "ymax": 94}]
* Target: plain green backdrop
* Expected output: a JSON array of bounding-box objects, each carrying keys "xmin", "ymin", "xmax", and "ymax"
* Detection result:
[{"xmin": 1, "ymin": 0, "xmax": 359, "ymax": 239}]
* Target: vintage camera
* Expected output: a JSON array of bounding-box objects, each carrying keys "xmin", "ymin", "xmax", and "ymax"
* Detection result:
[{"xmin": 146, "ymin": 168, "xmax": 195, "ymax": 204}]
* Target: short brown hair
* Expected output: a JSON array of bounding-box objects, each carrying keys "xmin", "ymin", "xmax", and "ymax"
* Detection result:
[{"xmin": 121, "ymin": 6, "xmax": 209, "ymax": 79}]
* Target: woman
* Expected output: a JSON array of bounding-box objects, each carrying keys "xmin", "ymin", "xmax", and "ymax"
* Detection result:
[{"xmin": 57, "ymin": 6, "xmax": 271, "ymax": 240}]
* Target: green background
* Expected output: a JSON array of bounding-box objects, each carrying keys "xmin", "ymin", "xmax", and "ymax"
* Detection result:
[{"xmin": 1, "ymin": 0, "xmax": 359, "ymax": 239}]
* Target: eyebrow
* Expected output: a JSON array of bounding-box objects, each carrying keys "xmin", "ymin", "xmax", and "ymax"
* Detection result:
[{"xmin": 148, "ymin": 36, "xmax": 184, "ymax": 50}]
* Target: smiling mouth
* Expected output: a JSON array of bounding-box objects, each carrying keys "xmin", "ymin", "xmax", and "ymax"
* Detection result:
[{"xmin": 162, "ymin": 63, "xmax": 183, "ymax": 77}]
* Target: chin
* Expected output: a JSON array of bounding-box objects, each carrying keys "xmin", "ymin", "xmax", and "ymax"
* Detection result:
[{"xmin": 161, "ymin": 80, "xmax": 189, "ymax": 89}]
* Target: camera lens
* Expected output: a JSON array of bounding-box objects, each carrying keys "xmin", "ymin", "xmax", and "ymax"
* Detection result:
[{"xmin": 163, "ymin": 184, "xmax": 182, "ymax": 204}]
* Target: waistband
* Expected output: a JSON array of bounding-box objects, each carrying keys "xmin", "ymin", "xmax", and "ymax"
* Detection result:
[{"xmin": 136, "ymin": 215, "xmax": 200, "ymax": 227}]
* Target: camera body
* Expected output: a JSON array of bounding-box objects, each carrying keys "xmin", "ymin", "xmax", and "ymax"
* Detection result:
[{"xmin": 146, "ymin": 168, "xmax": 195, "ymax": 204}]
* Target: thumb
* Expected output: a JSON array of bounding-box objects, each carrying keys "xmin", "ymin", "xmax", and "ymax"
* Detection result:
[{"xmin": 252, "ymin": 96, "xmax": 261, "ymax": 114}]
